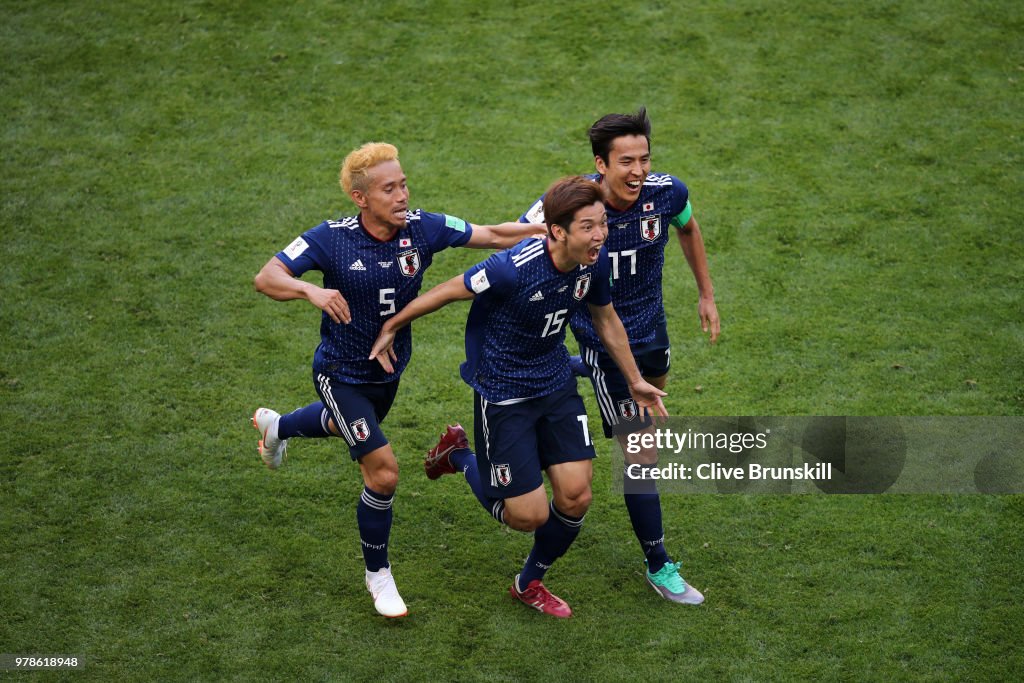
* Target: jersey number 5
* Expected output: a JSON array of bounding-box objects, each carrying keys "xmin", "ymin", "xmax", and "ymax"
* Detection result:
[{"xmin": 379, "ymin": 288, "xmax": 396, "ymax": 316}]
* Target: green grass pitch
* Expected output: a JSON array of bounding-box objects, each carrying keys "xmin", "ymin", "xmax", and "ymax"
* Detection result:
[{"xmin": 2, "ymin": 1, "xmax": 1021, "ymax": 680}]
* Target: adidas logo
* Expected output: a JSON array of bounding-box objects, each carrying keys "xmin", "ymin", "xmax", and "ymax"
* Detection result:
[
  {"xmin": 529, "ymin": 290, "xmax": 544, "ymax": 302},
  {"xmin": 349, "ymin": 259, "xmax": 366, "ymax": 271}
]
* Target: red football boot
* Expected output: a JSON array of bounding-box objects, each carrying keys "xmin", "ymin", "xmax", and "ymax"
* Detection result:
[
  {"xmin": 425, "ymin": 424, "xmax": 469, "ymax": 480},
  {"xmin": 509, "ymin": 575, "xmax": 573, "ymax": 618}
]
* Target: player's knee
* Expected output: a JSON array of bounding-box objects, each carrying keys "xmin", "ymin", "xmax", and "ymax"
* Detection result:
[
  {"xmin": 555, "ymin": 485, "xmax": 592, "ymax": 518},
  {"xmin": 365, "ymin": 466, "xmax": 399, "ymax": 495},
  {"xmin": 505, "ymin": 505, "xmax": 549, "ymax": 532}
]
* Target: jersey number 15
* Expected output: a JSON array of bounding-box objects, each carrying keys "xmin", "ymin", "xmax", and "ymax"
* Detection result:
[{"xmin": 541, "ymin": 309, "xmax": 568, "ymax": 337}]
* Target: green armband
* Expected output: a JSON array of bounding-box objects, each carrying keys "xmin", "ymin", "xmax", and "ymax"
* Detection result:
[{"xmin": 670, "ymin": 200, "xmax": 692, "ymax": 228}]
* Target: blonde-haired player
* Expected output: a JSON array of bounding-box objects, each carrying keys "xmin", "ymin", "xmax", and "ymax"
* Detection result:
[{"xmin": 252, "ymin": 142, "xmax": 544, "ymax": 618}]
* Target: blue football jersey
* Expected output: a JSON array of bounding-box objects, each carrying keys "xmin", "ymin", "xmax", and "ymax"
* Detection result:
[
  {"xmin": 520, "ymin": 172, "xmax": 689, "ymax": 351},
  {"xmin": 460, "ymin": 237, "xmax": 612, "ymax": 403},
  {"xmin": 276, "ymin": 210, "xmax": 473, "ymax": 383}
]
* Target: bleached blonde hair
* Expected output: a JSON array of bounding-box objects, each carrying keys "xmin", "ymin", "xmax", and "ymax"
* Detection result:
[{"xmin": 340, "ymin": 142, "xmax": 399, "ymax": 195}]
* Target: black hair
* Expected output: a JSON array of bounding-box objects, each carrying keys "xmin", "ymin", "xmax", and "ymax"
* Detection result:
[{"xmin": 588, "ymin": 107, "xmax": 652, "ymax": 162}]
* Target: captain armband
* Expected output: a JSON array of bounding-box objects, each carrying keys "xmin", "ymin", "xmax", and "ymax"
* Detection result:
[{"xmin": 670, "ymin": 200, "xmax": 693, "ymax": 229}]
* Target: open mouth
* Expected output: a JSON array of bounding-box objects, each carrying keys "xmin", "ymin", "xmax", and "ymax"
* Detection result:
[{"xmin": 625, "ymin": 180, "xmax": 642, "ymax": 192}]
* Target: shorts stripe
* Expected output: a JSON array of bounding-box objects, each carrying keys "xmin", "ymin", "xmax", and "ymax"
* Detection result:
[
  {"xmin": 479, "ymin": 394, "xmax": 492, "ymax": 478},
  {"xmin": 317, "ymin": 374, "xmax": 357, "ymax": 447},
  {"xmin": 585, "ymin": 347, "xmax": 619, "ymax": 427}
]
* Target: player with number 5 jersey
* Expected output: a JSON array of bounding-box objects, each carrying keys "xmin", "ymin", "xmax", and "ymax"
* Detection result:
[
  {"xmin": 251, "ymin": 142, "xmax": 545, "ymax": 618},
  {"xmin": 370, "ymin": 176, "xmax": 668, "ymax": 617}
]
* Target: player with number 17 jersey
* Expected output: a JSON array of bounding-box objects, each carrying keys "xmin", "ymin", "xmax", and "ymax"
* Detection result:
[
  {"xmin": 276, "ymin": 210, "xmax": 472, "ymax": 383},
  {"xmin": 521, "ymin": 171, "xmax": 689, "ymax": 352},
  {"xmin": 461, "ymin": 237, "xmax": 612, "ymax": 402}
]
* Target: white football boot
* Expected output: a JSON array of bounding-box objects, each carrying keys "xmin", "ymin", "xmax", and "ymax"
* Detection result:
[
  {"xmin": 365, "ymin": 566, "xmax": 408, "ymax": 618},
  {"xmin": 252, "ymin": 407, "xmax": 287, "ymax": 469}
]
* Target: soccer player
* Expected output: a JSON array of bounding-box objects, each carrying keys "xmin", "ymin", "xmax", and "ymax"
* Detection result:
[
  {"xmin": 252, "ymin": 142, "xmax": 545, "ymax": 618},
  {"xmin": 519, "ymin": 108, "xmax": 719, "ymax": 605},
  {"xmin": 368, "ymin": 176, "xmax": 668, "ymax": 618}
]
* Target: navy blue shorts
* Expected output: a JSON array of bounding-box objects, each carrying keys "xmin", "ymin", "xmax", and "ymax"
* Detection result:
[
  {"xmin": 473, "ymin": 377, "xmax": 596, "ymax": 499},
  {"xmin": 579, "ymin": 316, "xmax": 671, "ymax": 438},
  {"xmin": 314, "ymin": 373, "xmax": 399, "ymax": 460}
]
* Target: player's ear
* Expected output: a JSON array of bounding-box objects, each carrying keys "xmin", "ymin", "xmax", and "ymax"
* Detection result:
[
  {"xmin": 594, "ymin": 155, "xmax": 608, "ymax": 176},
  {"xmin": 350, "ymin": 189, "xmax": 368, "ymax": 209},
  {"xmin": 550, "ymin": 223, "xmax": 567, "ymax": 243}
]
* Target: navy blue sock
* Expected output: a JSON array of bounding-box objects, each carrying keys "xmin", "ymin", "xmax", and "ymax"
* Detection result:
[
  {"xmin": 278, "ymin": 402, "xmax": 333, "ymax": 439},
  {"xmin": 519, "ymin": 502, "xmax": 585, "ymax": 588},
  {"xmin": 450, "ymin": 448, "xmax": 505, "ymax": 524},
  {"xmin": 624, "ymin": 465, "xmax": 671, "ymax": 572},
  {"xmin": 356, "ymin": 486, "xmax": 393, "ymax": 572},
  {"xmin": 624, "ymin": 491, "xmax": 671, "ymax": 573}
]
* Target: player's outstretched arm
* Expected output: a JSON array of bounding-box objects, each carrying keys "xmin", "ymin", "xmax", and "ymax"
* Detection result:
[
  {"xmin": 465, "ymin": 222, "xmax": 546, "ymax": 250},
  {"xmin": 253, "ymin": 256, "xmax": 351, "ymax": 324},
  {"xmin": 369, "ymin": 275, "xmax": 475, "ymax": 373},
  {"xmin": 675, "ymin": 215, "xmax": 720, "ymax": 343},
  {"xmin": 588, "ymin": 302, "xmax": 668, "ymax": 419}
]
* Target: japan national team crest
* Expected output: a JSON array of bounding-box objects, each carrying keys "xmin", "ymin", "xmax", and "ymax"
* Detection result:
[
  {"xmin": 349, "ymin": 418, "xmax": 370, "ymax": 442},
  {"xmin": 492, "ymin": 463, "xmax": 512, "ymax": 487},
  {"xmin": 573, "ymin": 272, "xmax": 592, "ymax": 300},
  {"xmin": 640, "ymin": 215, "xmax": 661, "ymax": 242},
  {"xmin": 618, "ymin": 399, "xmax": 638, "ymax": 420},
  {"xmin": 397, "ymin": 248, "xmax": 420, "ymax": 277}
]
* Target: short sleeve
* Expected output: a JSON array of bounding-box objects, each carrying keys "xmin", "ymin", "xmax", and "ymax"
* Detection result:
[
  {"xmin": 584, "ymin": 248, "xmax": 613, "ymax": 306},
  {"xmin": 275, "ymin": 223, "xmax": 330, "ymax": 276},
  {"xmin": 420, "ymin": 210, "xmax": 473, "ymax": 253},
  {"xmin": 463, "ymin": 249, "xmax": 517, "ymax": 297}
]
